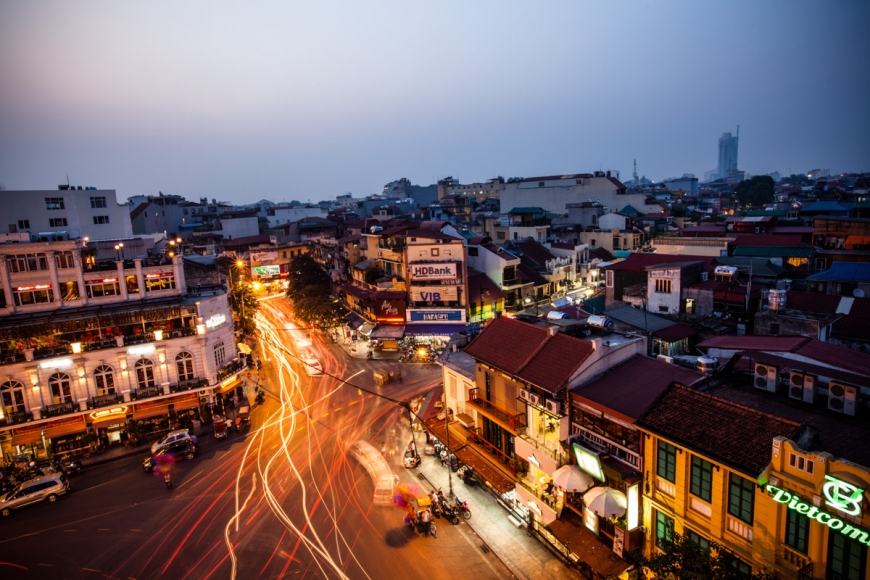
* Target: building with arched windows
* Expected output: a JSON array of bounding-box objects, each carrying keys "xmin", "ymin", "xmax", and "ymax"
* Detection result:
[{"xmin": 0, "ymin": 238, "xmax": 242, "ymax": 462}]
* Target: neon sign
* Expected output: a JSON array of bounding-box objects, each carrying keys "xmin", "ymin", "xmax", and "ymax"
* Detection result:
[
  {"xmin": 205, "ymin": 314, "xmax": 226, "ymax": 329},
  {"xmin": 823, "ymin": 475, "xmax": 864, "ymax": 516},
  {"xmin": 89, "ymin": 406, "xmax": 128, "ymax": 421},
  {"xmin": 767, "ymin": 485, "xmax": 870, "ymax": 547},
  {"xmin": 572, "ymin": 443, "xmax": 605, "ymax": 482}
]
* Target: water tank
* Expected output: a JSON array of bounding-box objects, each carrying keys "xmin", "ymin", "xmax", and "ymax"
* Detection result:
[
  {"xmin": 546, "ymin": 311, "xmax": 570, "ymax": 320},
  {"xmin": 587, "ymin": 315, "xmax": 613, "ymax": 329},
  {"xmin": 769, "ymin": 289, "xmax": 787, "ymax": 311},
  {"xmin": 696, "ymin": 356, "xmax": 718, "ymax": 375}
]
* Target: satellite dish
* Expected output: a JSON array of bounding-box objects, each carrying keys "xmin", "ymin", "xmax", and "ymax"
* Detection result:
[{"xmin": 854, "ymin": 288, "xmax": 866, "ymax": 298}]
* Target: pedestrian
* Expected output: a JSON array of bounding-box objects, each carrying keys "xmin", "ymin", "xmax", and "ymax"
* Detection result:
[
  {"xmin": 190, "ymin": 434, "xmax": 198, "ymax": 447},
  {"xmin": 225, "ymin": 417, "xmax": 233, "ymax": 434},
  {"xmin": 421, "ymin": 508, "xmax": 431, "ymax": 535},
  {"xmin": 397, "ymin": 370, "xmax": 403, "ymax": 384},
  {"xmin": 164, "ymin": 472, "xmax": 174, "ymax": 490}
]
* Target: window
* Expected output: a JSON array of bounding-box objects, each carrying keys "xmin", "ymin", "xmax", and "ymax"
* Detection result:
[
  {"xmin": 657, "ymin": 440, "xmax": 677, "ymax": 482},
  {"xmin": 828, "ymin": 529, "xmax": 867, "ymax": 580},
  {"xmin": 85, "ymin": 280, "xmax": 120, "ymax": 298},
  {"xmin": 93, "ymin": 216, "xmax": 110, "ymax": 224},
  {"xmin": 17, "ymin": 219, "xmax": 31, "ymax": 229},
  {"xmin": 60, "ymin": 281, "xmax": 80, "ymax": 301},
  {"xmin": 655, "ymin": 279, "xmax": 672, "ymax": 293},
  {"xmin": 48, "ymin": 373, "xmax": 73, "ymax": 404},
  {"xmin": 785, "ymin": 506, "xmax": 809, "ymax": 553},
  {"xmin": 690, "ymin": 456, "xmax": 713, "ymax": 502},
  {"xmin": 13, "ymin": 285, "xmax": 54, "ymax": 306},
  {"xmin": 90, "ymin": 196, "xmax": 107, "ymax": 208},
  {"xmin": 655, "ymin": 510, "xmax": 674, "ymax": 549},
  {"xmin": 0, "ymin": 380, "xmax": 26, "ymax": 414},
  {"xmin": 591, "ymin": 215, "xmax": 597, "ymax": 225},
  {"xmin": 144, "ymin": 273, "xmax": 175, "ymax": 292},
  {"xmin": 658, "ymin": 305, "xmax": 669, "ymax": 313},
  {"xmin": 686, "ymin": 529, "xmax": 710, "ymax": 550},
  {"xmin": 730, "ymin": 558, "xmax": 752, "ymax": 578},
  {"xmin": 606, "ymin": 270, "xmax": 614, "ymax": 288},
  {"xmin": 49, "ymin": 218, "xmax": 68, "ymax": 227},
  {"xmin": 468, "ymin": 247, "xmax": 478, "ymax": 256},
  {"xmin": 497, "ymin": 231, "xmax": 505, "ymax": 240},
  {"xmin": 770, "ymin": 323, "xmax": 781, "ymax": 336},
  {"xmin": 431, "ymin": 248, "xmax": 440, "ymax": 257},
  {"xmin": 214, "ymin": 342, "xmax": 226, "ymax": 367},
  {"xmin": 538, "ymin": 182, "xmax": 545, "ymax": 187},
  {"xmin": 125, "ymin": 275, "xmax": 140, "ymax": 294},
  {"xmin": 8, "ymin": 253, "xmax": 49, "ymax": 272},
  {"xmin": 728, "ymin": 472, "xmax": 755, "ymax": 525},
  {"xmin": 134, "ymin": 359, "xmax": 156, "ymax": 390},
  {"xmin": 55, "ymin": 251, "xmax": 75, "ymax": 269},
  {"xmin": 45, "ymin": 197, "xmax": 65, "ymax": 210},
  {"xmin": 176, "ymin": 352, "xmax": 195, "ymax": 381},
  {"xmin": 93, "ymin": 365, "xmax": 115, "ymax": 396},
  {"xmin": 788, "ymin": 452, "xmax": 815, "ymax": 475}
]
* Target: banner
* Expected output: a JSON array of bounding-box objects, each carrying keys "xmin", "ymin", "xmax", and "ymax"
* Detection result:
[
  {"xmin": 406, "ymin": 309, "xmax": 466, "ymax": 323},
  {"xmin": 253, "ymin": 265, "xmax": 280, "ymax": 277},
  {"xmin": 409, "ymin": 286, "xmax": 458, "ymax": 302},
  {"xmin": 251, "ymin": 251, "xmax": 278, "ymax": 262},
  {"xmin": 409, "ymin": 263, "xmax": 457, "ymax": 281}
]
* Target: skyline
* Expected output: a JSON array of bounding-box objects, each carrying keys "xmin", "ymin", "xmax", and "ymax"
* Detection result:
[{"xmin": 1, "ymin": 1, "xmax": 869, "ymax": 205}]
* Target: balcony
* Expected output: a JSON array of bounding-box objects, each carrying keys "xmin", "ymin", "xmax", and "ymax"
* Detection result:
[
  {"xmin": 131, "ymin": 386, "xmax": 163, "ymax": 400},
  {"xmin": 517, "ymin": 431, "xmax": 567, "ymax": 466},
  {"xmin": 1, "ymin": 410, "xmax": 31, "ymax": 426},
  {"xmin": 216, "ymin": 359, "xmax": 247, "ymax": 382},
  {"xmin": 467, "ymin": 427, "xmax": 524, "ymax": 474},
  {"xmin": 43, "ymin": 401, "xmax": 77, "ymax": 418},
  {"xmin": 170, "ymin": 378, "xmax": 208, "ymax": 393},
  {"xmin": 501, "ymin": 277, "xmax": 522, "ymax": 288},
  {"xmin": 88, "ymin": 393, "xmax": 124, "ymax": 409},
  {"xmin": 467, "ymin": 388, "xmax": 526, "ymax": 432}
]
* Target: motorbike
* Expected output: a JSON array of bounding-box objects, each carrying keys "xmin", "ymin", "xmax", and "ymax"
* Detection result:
[
  {"xmin": 51, "ymin": 458, "xmax": 84, "ymax": 476},
  {"xmin": 452, "ymin": 497, "xmax": 472, "ymax": 520},
  {"xmin": 459, "ymin": 464, "xmax": 476, "ymax": 486},
  {"xmin": 255, "ymin": 389, "xmax": 265, "ymax": 405},
  {"xmin": 441, "ymin": 502, "xmax": 461, "ymax": 525}
]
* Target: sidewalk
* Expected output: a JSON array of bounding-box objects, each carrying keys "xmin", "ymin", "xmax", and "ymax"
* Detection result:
[
  {"xmin": 331, "ymin": 335, "xmax": 402, "ymax": 361},
  {"xmin": 415, "ymin": 454, "xmax": 579, "ymax": 580}
]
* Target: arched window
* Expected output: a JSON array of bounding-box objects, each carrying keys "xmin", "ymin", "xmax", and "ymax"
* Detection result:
[
  {"xmin": 48, "ymin": 373, "xmax": 73, "ymax": 405},
  {"xmin": 214, "ymin": 342, "xmax": 226, "ymax": 367},
  {"xmin": 134, "ymin": 359, "xmax": 156, "ymax": 390},
  {"xmin": 1, "ymin": 380, "xmax": 26, "ymax": 415},
  {"xmin": 176, "ymin": 352, "xmax": 195, "ymax": 381},
  {"xmin": 93, "ymin": 365, "xmax": 115, "ymax": 396}
]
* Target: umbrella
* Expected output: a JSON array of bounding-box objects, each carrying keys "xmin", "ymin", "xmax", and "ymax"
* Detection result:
[
  {"xmin": 584, "ymin": 486, "xmax": 627, "ymax": 517},
  {"xmin": 552, "ymin": 465, "xmax": 594, "ymax": 493}
]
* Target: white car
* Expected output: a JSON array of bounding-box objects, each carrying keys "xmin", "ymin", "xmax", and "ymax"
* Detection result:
[
  {"xmin": 303, "ymin": 357, "xmax": 323, "ymax": 376},
  {"xmin": 151, "ymin": 429, "xmax": 192, "ymax": 454}
]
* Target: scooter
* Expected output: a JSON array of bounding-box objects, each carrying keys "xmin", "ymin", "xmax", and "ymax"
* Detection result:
[
  {"xmin": 441, "ymin": 502, "xmax": 461, "ymax": 525},
  {"xmin": 255, "ymin": 389, "xmax": 265, "ymax": 405},
  {"xmin": 452, "ymin": 496, "xmax": 472, "ymax": 520}
]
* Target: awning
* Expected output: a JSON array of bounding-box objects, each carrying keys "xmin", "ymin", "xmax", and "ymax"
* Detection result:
[
  {"xmin": 11, "ymin": 416, "xmax": 88, "ymax": 446},
  {"xmin": 237, "ymin": 343, "xmax": 252, "ymax": 355},
  {"xmin": 403, "ymin": 323, "xmax": 466, "ymax": 336},
  {"xmin": 217, "ymin": 378, "xmax": 243, "ymax": 394},
  {"xmin": 344, "ymin": 312, "xmax": 365, "ymax": 330},
  {"xmin": 370, "ymin": 325, "xmax": 405, "ymax": 339},
  {"xmin": 547, "ymin": 510, "xmax": 631, "ymax": 578}
]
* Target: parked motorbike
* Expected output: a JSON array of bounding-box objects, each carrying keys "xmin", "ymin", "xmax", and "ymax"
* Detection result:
[
  {"xmin": 452, "ymin": 496, "xmax": 472, "ymax": 520},
  {"xmin": 459, "ymin": 464, "xmax": 476, "ymax": 486},
  {"xmin": 51, "ymin": 458, "xmax": 84, "ymax": 476},
  {"xmin": 441, "ymin": 502, "xmax": 461, "ymax": 525}
]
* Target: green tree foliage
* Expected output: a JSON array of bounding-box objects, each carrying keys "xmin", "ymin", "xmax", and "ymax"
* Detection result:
[
  {"xmin": 626, "ymin": 532, "xmax": 776, "ymax": 580},
  {"xmin": 229, "ymin": 283, "xmax": 259, "ymax": 335},
  {"xmin": 734, "ymin": 176, "xmax": 775, "ymax": 208},
  {"xmin": 363, "ymin": 265, "xmax": 384, "ymax": 285},
  {"xmin": 285, "ymin": 254, "xmax": 347, "ymax": 328}
]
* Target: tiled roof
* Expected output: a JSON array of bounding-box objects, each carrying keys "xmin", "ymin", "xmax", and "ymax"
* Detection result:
[
  {"xmin": 637, "ymin": 385, "xmax": 803, "ymax": 476},
  {"xmin": 697, "ymin": 336, "xmax": 810, "ymax": 352},
  {"xmin": 604, "ymin": 253, "xmax": 716, "ymax": 273},
  {"xmin": 572, "ymin": 355, "xmax": 705, "ymax": 421},
  {"xmin": 401, "ymin": 228, "xmax": 461, "ymax": 241},
  {"xmin": 517, "ymin": 263, "xmax": 548, "ymax": 286},
  {"xmin": 652, "ymin": 324, "xmax": 697, "ymax": 343},
  {"xmin": 514, "ymin": 239, "xmax": 557, "ymax": 266},
  {"xmin": 606, "ymin": 306, "xmax": 676, "ymax": 333},
  {"xmin": 589, "ymin": 247, "xmax": 615, "ymax": 261},
  {"xmin": 732, "ymin": 246, "xmax": 814, "ymax": 258},
  {"xmin": 786, "ymin": 291, "xmax": 843, "ymax": 313},
  {"xmin": 463, "ymin": 317, "xmax": 594, "ymax": 393}
]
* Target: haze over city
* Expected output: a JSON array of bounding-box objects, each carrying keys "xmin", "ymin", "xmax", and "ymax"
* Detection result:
[{"xmin": 1, "ymin": 0, "xmax": 868, "ymax": 204}]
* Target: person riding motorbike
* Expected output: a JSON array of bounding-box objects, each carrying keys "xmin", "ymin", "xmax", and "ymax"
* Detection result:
[{"xmin": 164, "ymin": 472, "xmax": 174, "ymax": 490}]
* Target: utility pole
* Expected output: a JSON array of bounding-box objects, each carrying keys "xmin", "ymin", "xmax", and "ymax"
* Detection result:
[{"xmin": 445, "ymin": 408, "xmax": 454, "ymax": 499}]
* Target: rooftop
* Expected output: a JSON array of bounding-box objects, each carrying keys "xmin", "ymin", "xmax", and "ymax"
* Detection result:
[
  {"xmin": 606, "ymin": 305, "xmax": 676, "ymax": 333},
  {"xmin": 603, "ymin": 253, "xmax": 716, "ymax": 273},
  {"xmin": 698, "ymin": 335, "xmax": 811, "ymax": 352},
  {"xmin": 807, "ymin": 262, "xmax": 870, "ymax": 283},
  {"xmin": 732, "ymin": 246, "xmax": 814, "ymax": 258}
]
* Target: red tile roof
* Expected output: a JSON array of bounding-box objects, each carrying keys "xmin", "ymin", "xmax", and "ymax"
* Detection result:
[
  {"xmin": 785, "ymin": 291, "xmax": 842, "ymax": 313},
  {"xmin": 793, "ymin": 339, "xmax": 870, "ymax": 377},
  {"xmin": 129, "ymin": 202, "xmax": 152, "ymax": 221},
  {"xmin": 637, "ymin": 385, "xmax": 803, "ymax": 476},
  {"xmin": 463, "ymin": 317, "xmax": 594, "ymax": 393},
  {"xmin": 572, "ymin": 355, "xmax": 705, "ymax": 421},
  {"xmin": 221, "ymin": 234, "xmax": 272, "ymax": 247},
  {"xmin": 547, "ymin": 510, "xmax": 630, "ymax": 577},
  {"xmin": 514, "ymin": 239, "xmax": 557, "ymax": 266},
  {"xmin": 697, "ymin": 336, "xmax": 811, "ymax": 352}
]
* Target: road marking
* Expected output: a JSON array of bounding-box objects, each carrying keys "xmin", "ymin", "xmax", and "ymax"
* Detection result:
[
  {"xmin": 75, "ymin": 479, "xmax": 115, "ymax": 494},
  {"xmin": 219, "ymin": 450, "xmax": 234, "ymax": 459},
  {"xmin": 97, "ymin": 528, "xmax": 110, "ymax": 531},
  {"xmin": 83, "ymin": 568, "xmax": 101, "ymax": 573},
  {"xmin": 130, "ymin": 528, "xmax": 141, "ymax": 532}
]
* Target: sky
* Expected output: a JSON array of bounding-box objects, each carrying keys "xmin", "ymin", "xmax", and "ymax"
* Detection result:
[{"xmin": 1, "ymin": 0, "xmax": 868, "ymax": 205}]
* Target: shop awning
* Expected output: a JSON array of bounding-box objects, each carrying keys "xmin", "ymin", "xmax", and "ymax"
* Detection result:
[
  {"xmin": 403, "ymin": 323, "xmax": 466, "ymax": 336},
  {"xmin": 547, "ymin": 511, "xmax": 631, "ymax": 578},
  {"xmin": 359, "ymin": 323, "xmax": 375, "ymax": 337},
  {"xmin": 11, "ymin": 416, "xmax": 88, "ymax": 446},
  {"xmin": 217, "ymin": 378, "xmax": 242, "ymax": 394},
  {"xmin": 344, "ymin": 312, "xmax": 366, "ymax": 330},
  {"xmin": 370, "ymin": 325, "xmax": 405, "ymax": 339},
  {"xmin": 237, "ymin": 343, "xmax": 252, "ymax": 355},
  {"xmin": 132, "ymin": 403, "xmax": 170, "ymax": 421}
]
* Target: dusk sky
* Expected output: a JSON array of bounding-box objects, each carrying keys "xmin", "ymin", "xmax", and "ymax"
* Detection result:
[{"xmin": 1, "ymin": 1, "xmax": 868, "ymax": 205}]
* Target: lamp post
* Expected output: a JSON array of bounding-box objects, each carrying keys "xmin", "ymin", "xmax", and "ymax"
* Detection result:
[{"xmin": 114, "ymin": 242, "xmax": 124, "ymax": 261}]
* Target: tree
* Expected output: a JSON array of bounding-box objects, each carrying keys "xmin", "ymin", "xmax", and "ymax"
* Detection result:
[
  {"xmin": 228, "ymin": 283, "xmax": 259, "ymax": 335},
  {"xmin": 734, "ymin": 176, "xmax": 775, "ymax": 208},
  {"xmin": 285, "ymin": 254, "xmax": 347, "ymax": 328},
  {"xmin": 626, "ymin": 532, "xmax": 776, "ymax": 580}
]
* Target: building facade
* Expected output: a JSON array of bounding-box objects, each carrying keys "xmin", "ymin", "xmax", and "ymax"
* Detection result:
[{"xmin": 4, "ymin": 188, "xmax": 133, "ymax": 240}]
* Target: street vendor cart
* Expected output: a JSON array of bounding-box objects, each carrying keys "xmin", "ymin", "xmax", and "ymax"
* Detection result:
[
  {"xmin": 237, "ymin": 401, "xmax": 251, "ymax": 429},
  {"xmin": 373, "ymin": 370, "xmax": 391, "ymax": 386}
]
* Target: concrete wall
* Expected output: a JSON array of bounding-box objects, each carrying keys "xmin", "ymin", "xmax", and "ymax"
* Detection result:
[
  {"xmin": 501, "ymin": 177, "xmax": 661, "ymax": 216},
  {"xmin": 3, "ymin": 189, "xmax": 133, "ymax": 240}
]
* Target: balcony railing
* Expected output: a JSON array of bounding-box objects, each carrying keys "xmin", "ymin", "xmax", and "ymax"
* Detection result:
[
  {"xmin": 0, "ymin": 352, "xmax": 26, "ymax": 366},
  {"xmin": 216, "ymin": 359, "xmax": 246, "ymax": 382},
  {"xmin": 517, "ymin": 432, "xmax": 567, "ymax": 465},
  {"xmin": 88, "ymin": 393, "xmax": 124, "ymax": 409},
  {"xmin": 2, "ymin": 410, "xmax": 31, "ymax": 426},
  {"xmin": 43, "ymin": 401, "xmax": 77, "ymax": 418},
  {"xmin": 131, "ymin": 386, "xmax": 163, "ymax": 400},
  {"xmin": 467, "ymin": 388, "xmax": 526, "ymax": 432},
  {"xmin": 501, "ymin": 278, "xmax": 522, "ymax": 287},
  {"xmin": 467, "ymin": 427, "xmax": 523, "ymax": 474},
  {"xmin": 170, "ymin": 378, "xmax": 208, "ymax": 393}
]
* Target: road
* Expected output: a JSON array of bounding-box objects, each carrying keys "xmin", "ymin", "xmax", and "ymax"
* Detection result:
[{"xmin": 0, "ymin": 297, "xmax": 513, "ymax": 580}]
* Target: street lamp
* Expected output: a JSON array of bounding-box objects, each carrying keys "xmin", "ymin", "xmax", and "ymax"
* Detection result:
[{"xmin": 114, "ymin": 242, "xmax": 124, "ymax": 261}]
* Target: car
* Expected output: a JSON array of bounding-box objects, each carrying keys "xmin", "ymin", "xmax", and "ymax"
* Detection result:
[
  {"xmin": 143, "ymin": 441, "xmax": 197, "ymax": 472},
  {"xmin": 151, "ymin": 429, "xmax": 192, "ymax": 454},
  {"xmin": 0, "ymin": 473, "xmax": 70, "ymax": 517},
  {"xmin": 303, "ymin": 357, "xmax": 323, "ymax": 377}
]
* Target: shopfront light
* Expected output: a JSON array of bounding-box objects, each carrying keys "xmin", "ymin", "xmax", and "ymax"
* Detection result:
[
  {"xmin": 71, "ymin": 342, "xmax": 82, "ymax": 354},
  {"xmin": 153, "ymin": 330, "xmax": 163, "ymax": 341},
  {"xmin": 197, "ymin": 324, "xmax": 206, "ymax": 335}
]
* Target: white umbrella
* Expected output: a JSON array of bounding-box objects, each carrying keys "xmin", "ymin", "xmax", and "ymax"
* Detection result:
[
  {"xmin": 552, "ymin": 465, "xmax": 594, "ymax": 493},
  {"xmin": 584, "ymin": 486, "xmax": 627, "ymax": 517}
]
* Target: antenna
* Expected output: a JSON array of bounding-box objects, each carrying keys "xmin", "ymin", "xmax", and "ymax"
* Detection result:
[
  {"xmin": 633, "ymin": 159, "xmax": 638, "ymax": 184},
  {"xmin": 737, "ymin": 124, "xmax": 740, "ymax": 139}
]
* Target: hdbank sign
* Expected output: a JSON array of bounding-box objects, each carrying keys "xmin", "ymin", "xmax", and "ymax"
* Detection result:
[
  {"xmin": 410, "ymin": 263, "xmax": 457, "ymax": 281},
  {"xmin": 407, "ymin": 309, "xmax": 466, "ymax": 323}
]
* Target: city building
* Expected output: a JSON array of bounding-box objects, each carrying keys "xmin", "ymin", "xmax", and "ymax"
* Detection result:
[
  {"xmin": 718, "ymin": 131, "xmax": 739, "ymax": 180},
  {"xmin": 437, "ymin": 176, "xmax": 505, "ymax": 202},
  {"xmin": 0, "ymin": 238, "xmax": 244, "ymax": 462},
  {"xmin": 4, "ymin": 187, "xmax": 133, "ymax": 240}
]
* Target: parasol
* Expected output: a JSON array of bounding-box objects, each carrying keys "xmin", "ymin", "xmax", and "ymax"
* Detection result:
[
  {"xmin": 583, "ymin": 486, "xmax": 627, "ymax": 517},
  {"xmin": 552, "ymin": 465, "xmax": 594, "ymax": 493}
]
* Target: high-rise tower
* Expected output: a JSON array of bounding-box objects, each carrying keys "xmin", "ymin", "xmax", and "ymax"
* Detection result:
[{"xmin": 718, "ymin": 129, "xmax": 739, "ymax": 179}]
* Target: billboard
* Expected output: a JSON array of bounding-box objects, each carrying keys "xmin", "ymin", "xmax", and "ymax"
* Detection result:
[
  {"xmin": 251, "ymin": 251, "xmax": 278, "ymax": 262},
  {"xmin": 409, "ymin": 286, "xmax": 458, "ymax": 302},
  {"xmin": 253, "ymin": 265, "xmax": 280, "ymax": 277},
  {"xmin": 406, "ymin": 309, "xmax": 466, "ymax": 323},
  {"xmin": 572, "ymin": 443, "xmax": 605, "ymax": 482},
  {"xmin": 409, "ymin": 263, "xmax": 458, "ymax": 281},
  {"xmin": 374, "ymin": 299, "xmax": 406, "ymax": 322}
]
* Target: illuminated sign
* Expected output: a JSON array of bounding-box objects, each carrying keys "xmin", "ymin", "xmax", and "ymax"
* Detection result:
[
  {"xmin": 38, "ymin": 358, "xmax": 73, "ymax": 369},
  {"xmin": 767, "ymin": 485, "xmax": 870, "ymax": 547},
  {"xmin": 253, "ymin": 265, "xmax": 280, "ymax": 276},
  {"xmin": 528, "ymin": 454, "xmax": 541, "ymax": 468},
  {"xmin": 584, "ymin": 506, "xmax": 599, "ymax": 533},
  {"xmin": 407, "ymin": 309, "xmax": 466, "ymax": 323},
  {"xmin": 89, "ymin": 406, "xmax": 128, "ymax": 421},
  {"xmin": 410, "ymin": 286, "xmax": 459, "ymax": 302},
  {"xmin": 127, "ymin": 345, "xmax": 156, "ymax": 356},
  {"xmin": 627, "ymin": 484, "xmax": 639, "ymax": 531},
  {"xmin": 17, "ymin": 284, "xmax": 52, "ymax": 291},
  {"xmin": 572, "ymin": 444, "xmax": 605, "ymax": 482},
  {"xmin": 221, "ymin": 376, "xmax": 237, "ymax": 389},
  {"xmin": 145, "ymin": 272, "xmax": 174, "ymax": 278},
  {"xmin": 410, "ymin": 263, "xmax": 457, "ymax": 281},
  {"xmin": 205, "ymin": 313, "xmax": 227, "ymax": 329},
  {"xmin": 823, "ymin": 475, "xmax": 864, "ymax": 516}
]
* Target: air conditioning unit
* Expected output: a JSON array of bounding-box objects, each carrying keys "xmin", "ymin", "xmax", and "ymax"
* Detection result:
[
  {"xmin": 827, "ymin": 382, "xmax": 858, "ymax": 416},
  {"xmin": 519, "ymin": 388, "xmax": 532, "ymax": 404},
  {"xmin": 199, "ymin": 397, "xmax": 209, "ymax": 403},
  {"xmin": 528, "ymin": 392, "xmax": 542, "ymax": 406},
  {"xmin": 789, "ymin": 372, "xmax": 816, "ymax": 403},
  {"xmin": 545, "ymin": 399, "xmax": 561, "ymax": 415},
  {"xmin": 754, "ymin": 363, "xmax": 778, "ymax": 392}
]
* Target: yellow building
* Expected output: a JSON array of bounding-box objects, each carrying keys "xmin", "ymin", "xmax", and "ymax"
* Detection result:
[{"xmin": 637, "ymin": 383, "xmax": 870, "ymax": 580}]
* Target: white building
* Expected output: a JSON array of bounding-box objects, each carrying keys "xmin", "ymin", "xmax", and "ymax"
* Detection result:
[
  {"xmin": 266, "ymin": 206, "xmax": 327, "ymax": 228},
  {"xmin": 3, "ymin": 188, "xmax": 133, "ymax": 240},
  {"xmin": 0, "ymin": 238, "xmax": 244, "ymax": 462}
]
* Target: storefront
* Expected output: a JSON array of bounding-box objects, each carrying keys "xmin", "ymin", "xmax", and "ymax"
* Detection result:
[
  {"xmin": 89, "ymin": 405, "xmax": 131, "ymax": 446},
  {"xmin": 8, "ymin": 415, "xmax": 89, "ymax": 461}
]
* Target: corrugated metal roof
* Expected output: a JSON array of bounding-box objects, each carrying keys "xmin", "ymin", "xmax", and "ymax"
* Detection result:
[
  {"xmin": 807, "ymin": 262, "xmax": 870, "ymax": 283},
  {"xmin": 606, "ymin": 305, "xmax": 675, "ymax": 333}
]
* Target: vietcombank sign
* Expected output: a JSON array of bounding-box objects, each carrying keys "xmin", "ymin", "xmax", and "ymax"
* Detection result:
[
  {"xmin": 410, "ymin": 263, "xmax": 457, "ymax": 281},
  {"xmin": 766, "ymin": 475, "xmax": 870, "ymax": 548}
]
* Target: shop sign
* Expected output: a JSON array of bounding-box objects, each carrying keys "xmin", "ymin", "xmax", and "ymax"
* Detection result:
[
  {"xmin": 220, "ymin": 376, "xmax": 238, "ymax": 389},
  {"xmin": 90, "ymin": 406, "xmax": 128, "ymax": 421},
  {"xmin": 374, "ymin": 299, "xmax": 406, "ymax": 321},
  {"xmin": 767, "ymin": 484, "xmax": 870, "ymax": 547},
  {"xmin": 627, "ymin": 484, "xmax": 639, "ymax": 531},
  {"xmin": 251, "ymin": 251, "xmax": 278, "ymax": 262},
  {"xmin": 39, "ymin": 358, "xmax": 73, "ymax": 369},
  {"xmin": 572, "ymin": 443, "xmax": 605, "ymax": 482},
  {"xmin": 410, "ymin": 285, "xmax": 458, "ymax": 302},
  {"xmin": 253, "ymin": 265, "xmax": 280, "ymax": 276},
  {"xmin": 407, "ymin": 309, "xmax": 466, "ymax": 323},
  {"xmin": 409, "ymin": 263, "xmax": 457, "ymax": 281},
  {"xmin": 823, "ymin": 475, "xmax": 864, "ymax": 517},
  {"xmin": 584, "ymin": 506, "xmax": 599, "ymax": 533},
  {"xmin": 205, "ymin": 313, "xmax": 227, "ymax": 329}
]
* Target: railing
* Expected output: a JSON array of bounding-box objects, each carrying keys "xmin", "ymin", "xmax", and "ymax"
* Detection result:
[
  {"xmin": 33, "ymin": 345, "xmax": 72, "ymax": 360},
  {"xmin": 502, "ymin": 278, "xmax": 522, "ymax": 287},
  {"xmin": 467, "ymin": 388, "xmax": 526, "ymax": 431},
  {"xmin": 89, "ymin": 393, "xmax": 124, "ymax": 409},
  {"xmin": 783, "ymin": 547, "xmax": 809, "ymax": 571},
  {"xmin": 2, "ymin": 410, "xmax": 31, "ymax": 426},
  {"xmin": 124, "ymin": 333, "xmax": 155, "ymax": 346},
  {"xmin": 797, "ymin": 562, "xmax": 814, "ymax": 580},
  {"xmin": 0, "ymin": 352, "xmax": 26, "ymax": 366},
  {"xmin": 517, "ymin": 478, "xmax": 559, "ymax": 510},
  {"xmin": 131, "ymin": 386, "xmax": 163, "ymax": 400},
  {"xmin": 170, "ymin": 378, "xmax": 208, "ymax": 393},
  {"xmin": 517, "ymin": 432, "xmax": 566, "ymax": 465},
  {"xmin": 216, "ymin": 359, "xmax": 247, "ymax": 382},
  {"xmin": 467, "ymin": 427, "xmax": 522, "ymax": 473},
  {"xmin": 43, "ymin": 401, "xmax": 77, "ymax": 418}
]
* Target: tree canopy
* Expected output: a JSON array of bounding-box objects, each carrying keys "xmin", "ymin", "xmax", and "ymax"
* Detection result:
[
  {"xmin": 285, "ymin": 254, "xmax": 347, "ymax": 328},
  {"xmin": 734, "ymin": 176, "xmax": 775, "ymax": 208},
  {"xmin": 216, "ymin": 256, "xmax": 259, "ymax": 335}
]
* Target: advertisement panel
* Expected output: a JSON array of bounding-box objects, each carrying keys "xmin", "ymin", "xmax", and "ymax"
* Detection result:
[
  {"xmin": 409, "ymin": 286, "xmax": 458, "ymax": 302},
  {"xmin": 251, "ymin": 251, "xmax": 278, "ymax": 262},
  {"xmin": 409, "ymin": 263, "xmax": 458, "ymax": 281},
  {"xmin": 253, "ymin": 265, "xmax": 280, "ymax": 277},
  {"xmin": 406, "ymin": 309, "xmax": 466, "ymax": 323},
  {"xmin": 374, "ymin": 299, "xmax": 406, "ymax": 322}
]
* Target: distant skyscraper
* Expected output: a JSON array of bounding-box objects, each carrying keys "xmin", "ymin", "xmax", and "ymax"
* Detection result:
[{"xmin": 718, "ymin": 130, "xmax": 739, "ymax": 179}]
